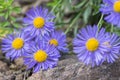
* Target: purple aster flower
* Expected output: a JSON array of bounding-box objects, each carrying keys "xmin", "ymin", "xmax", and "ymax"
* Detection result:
[
  {"xmin": 102, "ymin": 33, "xmax": 120, "ymax": 63},
  {"xmin": 73, "ymin": 25, "xmax": 109, "ymax": 67},
  {"xmin": 100, "ymin": 0, "xmax": 120, "ymax": 27},
  {"xmin": 23, "ymin": 6, "xmax": 55, "ymax": 37},
  {"xmin": 1, "ymin": 31, "xmax": 32, "ymax": 60},
  {"xmin": 43, "ymin": 30, "xmax": 69, "ymax": 53},
  {"xmin": 23, "ymin": 39, "xmax": 60, "ymax": 73}
]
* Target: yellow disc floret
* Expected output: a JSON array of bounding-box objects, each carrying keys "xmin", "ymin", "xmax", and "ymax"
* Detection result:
[
  {"xmin": 49, "ymin": 39, "xmax": 58, "ymax": 46},
  {"xmin": 12, "ymin": 38, "xmax": 24, "ymax": 49},
  {"xmin": 113, "ymin": 1, "xmax": 120, "ymax": 13},
  {"xmin": 33, "ymin": 17, "xmax": 45, "ymax": 28},
  {"xmin": 86, "ymin": 38, "xmax": 99, "ymax": 52},
  {"xmin": 34, "ymin": 50, "xmax": 48, "ymax": 62}
]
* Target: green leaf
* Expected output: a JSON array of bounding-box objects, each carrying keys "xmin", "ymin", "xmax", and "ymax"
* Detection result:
[
  {"xmin": 47, "ymin": 0, "xmax": 58, "ymax": 7},
  {"xmin": 10, "ymin": 16, "xmax": 16, "ymax": 22},
  {"xmin": 0, "ymin": 22, "xmax": 10, "ymax": 27},
  {"xmin": 0, "ymin": 27, "xmax": 12, "ymax": 37},
  {"xmin": 0, "ymin": 13, "xmax": 4, "ymax": 16},
  {"xmin": 13, "ymin": 23, "xmax": 20, "ymax": 28},
  {"xmin": 83, "ymin": 6, "xmax": 92, "ymax": 24},
  {"xmin": 12, "ymin": 7, "xmax": 21, "ymax": 13},
  {"xmin": 73, "ymin": 0, "xmax": 87, "ymax": 9},
  {"xmin": 9, "ymin": 0, "xmax": 14, "ymax": 4},
  {"xmin": 4, "ymin": 11, "xmax": 9, "ymax": 20},
  {"xmin": 69, "ymin": 0, "xmax": 72, "ymax": 3},
  {"xmin": 74, "ymin": 24, "xmax": 78, "ymax": 37},
  {"xmin": 113, "ymin": 27, "xmax": 120, "ymax": 36}
]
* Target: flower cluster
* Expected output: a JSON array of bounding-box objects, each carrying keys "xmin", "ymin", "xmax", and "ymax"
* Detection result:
[
  {"xmin": 72, "ymin": 0, "xmax": 120, "ymax": 67},
  {"xmin": 1, "ymin": 7, "xmax": 68, "ymax": 73},
  {"xmin": 73, "ymin": 25, "xmax": 120, "ymax": 67},
  {"xmin": 1, "ymin": 0, "xmax": 120, "ymax": 73}
]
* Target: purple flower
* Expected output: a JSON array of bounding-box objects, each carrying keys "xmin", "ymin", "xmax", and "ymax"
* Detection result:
[
  {"xmin": 102, "ymin": 33, "xmax": 120, "ymax": 63},
  {"xmin": 23, "ymin": 39, "xmax": 60, "ymax": 73},
  {"xmin": 23, "ymin": 6, "xmax": 55, "ymax": 37},
  {"xmin": 73, "ymin": 25, "xmax": 109, "ymax": 67},
  {"xmin": 1, "ymin": 31, "xmax": 32, "ymax": 60},
  {"xmin": 100, "ymin": 0, "xmax": 120, "ymax": 27},
  {"xmin": 44, "ymin": 30, "xmax": 69, "ymax": 53}
]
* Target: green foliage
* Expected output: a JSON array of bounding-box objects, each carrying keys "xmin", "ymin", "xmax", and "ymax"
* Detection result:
[
  {"xmin": 47, "ymin": 0, "xmax": 102, "ymax": 36},
  {"xmin": 48, "ymin": 0, "xmax": 120, "ymax": 43},
  {"xmin": 0, "ymin": 0, "xmax": 21, "ymax": 37}
]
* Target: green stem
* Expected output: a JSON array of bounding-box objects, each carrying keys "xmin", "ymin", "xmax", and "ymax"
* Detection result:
[
  {"xmin": 111, "ymin": 24, "xmax": 114, "ymax": 33},
  {"xmin": 51, "ymin": 0, "xmax": 62, "ymax": 12},
  {"xmin": 97, "ymin": 14, "xmax": 104, "ymax": 29},
  {"xmin": 65, "ymin": 12, "xmax": 81, "ymax": 34},
  {"xmin": 96, "ymin": 14, "xmax": 104, "ymax": 36}
]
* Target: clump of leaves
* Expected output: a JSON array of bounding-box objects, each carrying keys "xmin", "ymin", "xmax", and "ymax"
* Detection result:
[
  {"xmin": 47, "ymin": 0, "xmax": 102, "ymax": 36},
  {"xmin": 0, "ymin": 0, "xmax": 21, "ymax": 37}
]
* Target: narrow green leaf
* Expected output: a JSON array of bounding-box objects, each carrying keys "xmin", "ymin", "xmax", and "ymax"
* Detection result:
[
  {"xmin": 10, "ymin": 16, "xmax": 16, "ymax": 22},
  {"xmin": 1, "ymin": 22, "xmax": 10, "ymax": 27},
  {"xmin": 0, "ymin": 13, "xmax": 4, "ymax": 16},
  {"xmin": 83, "ymin": 6, "xmax": 92, "ymax": 24},
  {"xmin": 0, "ymin": 27, "xmax": 12, "ymax": 37},
  {"xmin": 73, "ymin": 0, "xmax": 87, "ymax": 9},
  {"xmin": 13, "ymin": 23, "xmax": 20, "ymax": 28},
  {"xmin": 4, "ymin": 11, "xmax": 9, "ymax": 20},
  {"xmin": 12, "ymin": 7, "xmax": 21, "ymax": 13}
]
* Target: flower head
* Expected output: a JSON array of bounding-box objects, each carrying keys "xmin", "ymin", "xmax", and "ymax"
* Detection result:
[
  {"xmin": 23, "ymin": 39, "xmax": 60, "ymax": 73},
  {"xmin": 102, "ymin": 33, "xmax": 120, "ymax": 63},
  {"xmin": 23, "ymin": 6, "xmax": 55, "ymax": 36},
  {"xmin": 44, "ymin": 30, "xmax": 69, "ymax": 53},
  {"xmin": 100, "ymin": 0, "xmax": 120, "ymax": 27},
  {"xmin": 73, "ymin": 25, "xmax": 109, "ymax": 67},
  {"xmin": 1, "ymin": 31, "xmax": 32, "ymax": 60}
]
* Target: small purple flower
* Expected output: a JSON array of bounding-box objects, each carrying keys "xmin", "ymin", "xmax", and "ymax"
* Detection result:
[
  {"xmin": 73, "ymin": 25, "xmax": 109, "ymax": 67},
  {"xmin": 102, "ymin": 33, "xmax": 120, "ymax": 63},
  {"xmin": 23, "ymin": 39, "xmax": 60, "ymax": 73},
  {"xmin": 1, "ymin": 31, "xmax": 32, "ymax": 60},
  {"xmin": 23, "ymin": 6, "xmax": 55, "ymax": 37},
  {"xmin": 44, "ymin": 30, "xmax": 69, "ymax": 53},
  {"xmin": 100, "ymin": 0, "xmax": 120, "ymax": 27}
]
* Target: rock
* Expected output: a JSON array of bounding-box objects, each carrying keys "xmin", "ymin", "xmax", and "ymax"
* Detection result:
[
  {"xmin": 0, "ymin": 58, "xmax": 26, "ymax": 80},
  {"xmin": 0, "ymin": 60, "xmax": 9, "ymax": 72},
  {"xmin": 9, "ymin": 57, "xmax": 24, "ymax": 70},
  {"xmin": 0, "ymin": 72, "xmax": 4, "ymax": 80},
  {"xmin": 15, "ymin": 73, "xmax": 23, "ymax": 80},
  {"xmin": 0, "ymin": 69, "xmax": 26, "ymax": 80},
  {"xmin": 27, "ymin": 56, "xmax": 89, "ymax": 80},
  {"xmin": 14, "ymin": 57, "xmax": 24, "ymax": 69},
  {"xmin": 28, "ymin": 55, "xmax": 120, "ymax": 80},
  {"xmin": 0, "ymin": 70, "xmax": 14, "ymax": 80}
]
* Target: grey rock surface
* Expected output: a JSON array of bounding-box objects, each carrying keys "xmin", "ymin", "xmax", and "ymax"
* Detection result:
[
  {"xmin": 28, "ymin": 55, "xmax": 120, "ymax": 80},
  {"xmin": 0, "ymin": 60, "xmax": 9, "ymax": 72}
]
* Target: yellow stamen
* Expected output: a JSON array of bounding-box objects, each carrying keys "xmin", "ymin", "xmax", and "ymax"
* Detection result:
[
  {"xmin": 33, "ymin": 17, "xmax": 45, "ymax": 28},
  {"xmin": 34, "ymin": 50, "xmax": 48, "ymax": 62},
  {"xmin": 49, "ymin": 39, "xmax": 58, "ymax": 46},
  {"xmin": 113, "ymin": 1, "xmax": 120, "ymax": 13},
  {"xmin": 86, "ymin": 38, "xmax": 99, "ymax": 52},
  {"xmin": 12, "ymin": 38, "xmax": 24, "ymax": 49}
]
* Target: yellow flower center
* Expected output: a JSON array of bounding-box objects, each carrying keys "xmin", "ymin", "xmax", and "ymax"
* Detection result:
[
  {"xmin": 33, "ymin": 17, "xmax": 45, "ymax": 28},
  {"xmin": 49, "ymin": 39, "xmax": 58, "ymax": 46},
  {"xmin": 113, "ymin": 1, "xmax": 120, "ymax": 13},
  {"xmin": 86, "ymin": 38, "xmax": 99, "ymax": 52},
  {"xmin": 34, "ymin": 50, "xmax": 48, "ymax": 62},
  {"xmin": 12, "ymin": 38, "xmax": 24, "ymax": 49}
]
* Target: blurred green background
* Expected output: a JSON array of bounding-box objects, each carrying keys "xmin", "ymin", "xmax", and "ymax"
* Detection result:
[{"xmin": 0, "ymin": 0, "xmax": 120, "ymax": 39}]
